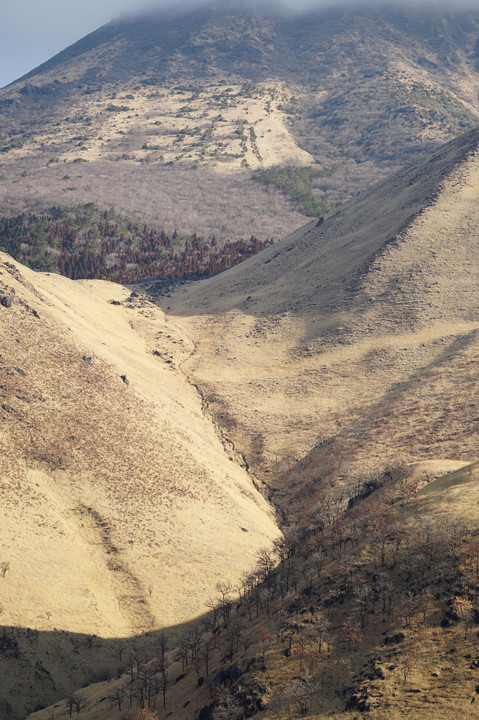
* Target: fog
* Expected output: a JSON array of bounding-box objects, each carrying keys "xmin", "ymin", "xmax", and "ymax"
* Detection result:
[{"xmin": 1, "ymin": 0, "xmax": 477, "ymax": 89}]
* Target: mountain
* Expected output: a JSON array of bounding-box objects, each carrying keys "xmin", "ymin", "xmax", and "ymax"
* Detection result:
[
  {"xmin": 2, "ymin": 124, "xmax": 479, "ymax": 719},
  {"xmin": 1, "ymin": 1, "xmax": 479, "ymax": 246},
  {"xmin": 4, "ymin": 3, "xmax": 479, "ymax": 716}
]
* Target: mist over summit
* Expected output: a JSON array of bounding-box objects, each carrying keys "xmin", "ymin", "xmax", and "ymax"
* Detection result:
[
  {"xmin": 1, "ymin": 0, "xmax": 479, "ymax": 247},
  {"xmin": 3, "ymin": 1, "xmax": 479, "ymax": 719}
]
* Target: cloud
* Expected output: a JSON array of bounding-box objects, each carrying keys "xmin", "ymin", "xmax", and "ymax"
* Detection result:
[{"xmin": 2, "ymin": 0, "xmax": 479, "ymax": 88}]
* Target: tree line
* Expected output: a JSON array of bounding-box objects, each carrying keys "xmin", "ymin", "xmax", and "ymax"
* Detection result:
[{"xmin": 0, "ymin": 203, "xmax": 275, "ymax": 283}]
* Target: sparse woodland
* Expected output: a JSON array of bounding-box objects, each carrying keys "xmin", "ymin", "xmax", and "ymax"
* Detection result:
[{"xmin": 34, "ymin": 464, "xmax": 479, "ymax": 720}]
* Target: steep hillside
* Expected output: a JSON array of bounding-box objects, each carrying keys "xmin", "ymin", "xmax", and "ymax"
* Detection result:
[
  {"xmin": 32, "ymin": 125, "xmax": 479, "ymax": 720},
  {"xmin": 4, "ymin": 120, "xmax": 479, "ymax": 720},
  {"xmin": 29, "ymin": 461, "xmax": 479, "ymax": 720},
  {"xmin": 0, "ymin": 253, "xmax": 279, "ymax": 718},
  {"xmin": 168, "ymin": 127, "xmax": 479, "ymax": 517},
  {"xmin": 1, "ymin": 2, "xmax": 479, "ymax": 241}
]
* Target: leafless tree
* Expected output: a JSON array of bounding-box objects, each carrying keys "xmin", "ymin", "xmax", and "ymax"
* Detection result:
[
  {"xmin": 398, "ymin": 649, "xmax": 415, "ymax": 684},
  {"xmin": 115, "ymin": 640, "xmax": 126, "ymax": 663},
  {"xmin": 73, "ymin": 693, "xmax": 86, "ymax": 715},
  {"xmin": 157, "ymin": 631, "xmax": 168, "ymax": 665},
  {"xmin": 315, "ymin": 613, "xmax": 332, "ymax": 654},
  {"xmin": 159, "ymin": 669, "xmax": 168, "ymax": 711},
  {"xmin": 282, "ymin": 675, "xmax": 314, "ymax": 716},
  {"xmin": 108, "ymin": 686, "xmax": 127, "ymax": 712}
]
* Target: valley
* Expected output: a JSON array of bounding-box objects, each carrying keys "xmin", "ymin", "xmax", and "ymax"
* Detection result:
[
  {"xmin": 2, "ymin": 126, "xmax": 479, "ymax": 718},
  {"xmin": 3, "ymin": 2, "xmax": 479, "ymax": 718}
]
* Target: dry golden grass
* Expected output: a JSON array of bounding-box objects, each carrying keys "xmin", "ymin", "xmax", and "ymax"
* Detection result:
[
  {"xmin": 5, "ymin": 127, "xmax": 479, "ymax": 719},
  {"xmin": 0, "ymin": 252, "xmax": 279, "ymax": 717},
  {"xmin": 167, "ymin": 129, "xmax": 479, "ymax": 518},
  {"xmin": 28, "ymin": 463, "xmax": 479, "ymax": 720}
]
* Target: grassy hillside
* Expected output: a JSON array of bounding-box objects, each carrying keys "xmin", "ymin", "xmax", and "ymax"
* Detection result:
[
  {"xmin": 0, "ymin": 127, "xmax": 477, "ymax": 720},
  {"xmin": 166, "ymin": 129, "xmax": 479, "ymax": 519},
  {"xmin": 4, "ymin": 6, "xmax": 479, "ymax": 715},
  {"xmin": 0, "ymin": 251, "xmax": 279, "ymax": 719},
  {"xmin": 29, "ymin": 461, "xmax": 479, "ymax": 719}
]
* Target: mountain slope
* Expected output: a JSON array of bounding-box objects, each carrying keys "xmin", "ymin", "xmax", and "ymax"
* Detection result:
[
  {"xmin": 1, "ymin": 2, "xmax": 479, "ymax": 243},
  {"xmin": 4, "ymin": 118, "xmax": 479, "ymax": 720},
  {"xmin": 166, "ymin": 127, "xmax": 479, "ymax": 517},
  {"xmin": 29, "ymin": 462, "xmax": 479, "ymax": 720},
  {"xmin": 0, "ymin": 253, "xmax": 279, "ymax": 718}
]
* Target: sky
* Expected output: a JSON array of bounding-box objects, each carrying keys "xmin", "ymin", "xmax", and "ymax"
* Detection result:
[
  {"xmin": 1, "ymin": 0, "xmax": 156, "ymax": 88},
  {"xmin": 0, "ymin": 0, "xmax": 472, "ymax": 90}
]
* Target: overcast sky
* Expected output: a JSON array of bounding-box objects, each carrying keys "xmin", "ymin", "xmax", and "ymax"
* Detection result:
[{"xmin": 0, "ymin": 0, "xmax": 472, "ymax": 90}]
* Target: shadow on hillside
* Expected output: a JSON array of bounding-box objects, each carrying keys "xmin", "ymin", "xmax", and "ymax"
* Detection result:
[
  {"xmin": 0, "ymin": 611, "xmax": 210, "ymax": 719},
  {"xmin": 269, "ymin": 326, "xmax": 479, "ymax": 520},
  {"xmin": 138, "ymin": 128, "xmax": 479, "ymax": 324}
]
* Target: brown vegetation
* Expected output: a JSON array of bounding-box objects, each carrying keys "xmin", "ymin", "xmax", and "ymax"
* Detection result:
[
  {"xmin": 1, "ymin": 2, "xmax": 479, "ymax": 242},
  {"xmin": 4, "ymin": 82, "xmax": 479, "ymax": 720}
]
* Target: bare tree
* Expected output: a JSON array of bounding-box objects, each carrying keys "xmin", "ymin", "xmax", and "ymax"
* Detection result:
[
  {"xmin": 216, "ymin": 581, "xmax": 233, "ymax": 625},
  {"xmin": 66, "ymin": 694, "xmax": 75, "ymax": 718},
  {"xmin": 157, "ymin": 631, "xmax": 168, "ymax": 665},
  {"xmin": 159, "ymin": 669, "xmax": 169, "ymax": 711},
  {"xmin": 353, "ymin": 583, "xmax": 374, "ymax": 629},
  {"xmin": 282, "ymin": 676, "xmax": 314, "ymax": 716},
  {"xmin": 398, "ymin": 649, "xmax": 415, "ymax": 684},
  {"xmin": 256, "ymin": 626, "xmax": 274, "ymax": 669},
  {"xmin": 315, "ymin": 613, "xmax": 332, "ymax": 654},
  {"xmin": 0, "ymin": 562, "xmax": 10, "ymax": 578},
  {"xmin": 73, "ymin": 693, "xmax": 86, "ymax": 715},
  {"xmin": 108, "ymin": 686, "xmax": 127, "ymax": 712},
  {"xmin": 177, "ymin": 638, "xmax": 189, "ymax": 673},
  {"xmin": 115, "ymin": 641, "xmax": 127, "ymax": 666}
]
